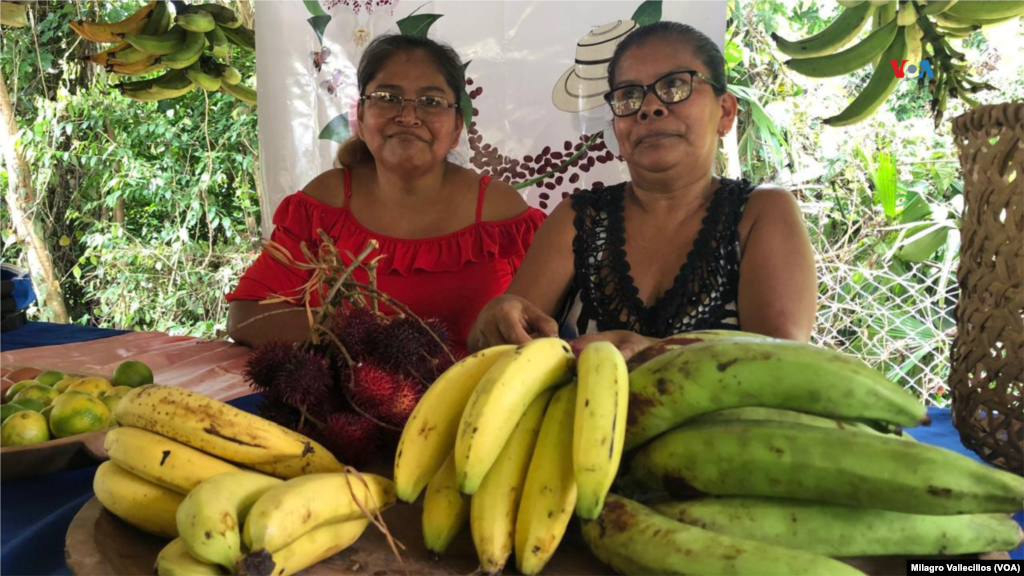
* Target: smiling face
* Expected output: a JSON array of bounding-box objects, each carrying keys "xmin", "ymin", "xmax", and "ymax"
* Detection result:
[
  {"xmin": 610, "ymin": 37, "xmax": 736, "ymax": 179},
  {"xmin": 356, "ymin": 49, "xmax": 462, "ymax": 176}
]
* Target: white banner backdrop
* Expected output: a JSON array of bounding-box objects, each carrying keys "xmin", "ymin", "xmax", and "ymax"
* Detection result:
[{"xmin": 256, "ymin": 0, "xmax": 726, "ymax": 237}]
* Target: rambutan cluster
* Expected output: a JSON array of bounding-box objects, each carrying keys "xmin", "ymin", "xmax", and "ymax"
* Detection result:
[{"xmin": 243, "ymin": 306, "xmax": 455, "ymax": 467}]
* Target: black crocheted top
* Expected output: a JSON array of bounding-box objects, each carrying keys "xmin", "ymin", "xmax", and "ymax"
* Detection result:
[{"xmin": 559, "ymin": 178, "xmax": 755, "ymax": 338}]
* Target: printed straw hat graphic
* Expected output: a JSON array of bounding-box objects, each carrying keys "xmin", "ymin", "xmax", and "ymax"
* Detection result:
[{"xmin": 552, "ymin": 20, "xmax": 638, "ymax": 113}]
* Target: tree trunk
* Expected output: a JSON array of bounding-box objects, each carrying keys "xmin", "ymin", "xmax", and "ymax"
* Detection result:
[
  {"xmin": 0, "ymin": 71, "xmax": 70, "ymax": 323},
  {"xmin": 105, "ymin": 120, "xmax": 125, "ymax": 225},
  {"xmin": 235, "ymin": 0, "xmax": 254, "ymax": 30},
  {"xmin": 722, "ymin": 128, "xmax": 742, "ymax": 180}
]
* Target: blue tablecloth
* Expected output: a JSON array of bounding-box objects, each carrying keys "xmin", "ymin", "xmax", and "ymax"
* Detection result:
[
  {"xmin": 0, "ymin": 322, "xmax": 1021, "ymax": 575},
  {"xmin": 1, "ymin": 321, "xmax": 130, "ymax": 352}
]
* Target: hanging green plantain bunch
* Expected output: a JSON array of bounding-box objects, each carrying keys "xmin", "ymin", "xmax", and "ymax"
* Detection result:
[{"xmin": 773, "ymin": 1, "xmax": 1023, "ymax": 127}]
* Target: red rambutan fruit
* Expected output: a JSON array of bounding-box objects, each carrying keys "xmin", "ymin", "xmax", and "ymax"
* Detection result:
[
  {"xmin": 384, "ymin": 378, "xmax": 423, "ymax": 426},
  {"xmin": 243, "ymin": 340, "xmax": 303, "ymax": 393},
  {"xmin": 275, "ymin": 350, "xmax": 335, "ymax": 413},
  {"xmin": 333, "ymin": 307, "xmax": 385, "ymax": 361},
  {"xmin": 348, "ymin": 362, "xmax": 399, "ymax": 421},
  {"xmin": 320, "ymin": 411, "xmax": 380, "ymax": 466},
  {"xmin": 371, "ymin": 316, "xmax": 440, "ymax": 376}
]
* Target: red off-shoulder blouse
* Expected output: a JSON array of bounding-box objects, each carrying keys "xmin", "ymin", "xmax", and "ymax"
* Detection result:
[{"xmin": 227, "ymin": 169, "xmax": 546, "ymax": 350}]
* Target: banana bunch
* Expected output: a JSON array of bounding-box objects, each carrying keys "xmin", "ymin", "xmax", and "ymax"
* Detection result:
[
  {"xmin": 773, "ymin": 0, "xmax": 1022, "ymax": 126},
  {"xmin": 159, "ymin": 469, "xmax": 394, "ymax": 576},
  {"xmin": 71, "ymin": 1, "xmax": 256, "ymax": 106},
  {"xmin": 94, "ymin": 385, "xmax": 343, "ymax": 539},
  {"xmin": 89, "ymin": 384, "xmax": 384, "ymax": 575},
  {"xmin": 396, "ymin": 338, "xmax": 636, "ymax": 575},
  {"xmin": 578, "ymin": 332, "xmax": 1024, "ymax": 575}
]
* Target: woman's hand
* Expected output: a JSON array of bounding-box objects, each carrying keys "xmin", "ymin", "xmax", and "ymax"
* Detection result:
[
  {"xmin": 468, "ymin": 295, "xmax": 559, "ymax": 351},
  {"xmin": 570, "ymin": 330, "xmax": 657, "ymax": 361}
]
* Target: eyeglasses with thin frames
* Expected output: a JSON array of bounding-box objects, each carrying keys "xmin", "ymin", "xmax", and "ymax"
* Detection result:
[
  {"xmin": 360, "ymin": 91, "xmax": 458, "ymax": 118},
  {"xmin": 604, "ymin": 70, "xmax": 721, "ymax": 117}
]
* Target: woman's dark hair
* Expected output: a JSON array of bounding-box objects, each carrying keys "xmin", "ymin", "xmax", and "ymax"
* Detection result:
[
  {"xmin": 337, "ymin": 34, "xmax": 466, "ymax": 166},
  {"xmin": 607, "ymin": 21, "xmax": 727, "ymax": 97}
]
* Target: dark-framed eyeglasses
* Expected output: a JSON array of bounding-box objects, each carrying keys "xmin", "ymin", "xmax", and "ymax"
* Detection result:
[
  {"xmin": 360, "ymin": 91, "xmax": 458, "ymax": 118},
  {"xmin": 604, "ymin": 70, "xmax": 721, "ymax": 117}
]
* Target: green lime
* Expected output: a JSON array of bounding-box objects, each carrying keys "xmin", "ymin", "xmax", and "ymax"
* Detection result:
[
  {"xmin": 53, "ymin": 377, "xmax": 81, "ymax": 393},
  {"xmin": 12, "ymin": 384, "xmax": 60, "ymax": 407},
  {"xmin": 66, "ymin": 377, "xmax": 112, "ymax": 398},
  {"xmin": 111, "ymin": 360, "xmax": 154, "ymax": 388},
  {"xmin": 103, "ymin": 386, "xmax": 133, "ymax": 398},
  {"xmin": 5, "ymin": 380, "xmax": 40, "ymax": 403},
  {"xmin": 10, "ymin": 398, "xmax": 45, "ymax": 413},
  {"xmin": 49, "ymin": 393, "xmax": 111, "ymax": 438},
  {"xmin": 101, "ymin": 394, "xmax": 123, "ymax": 415},
  {"xmin": 1, "ymin": 403, "xmax": 29, "ymax": 423},
  {"xmin": 1, "ymin": 411, "xmax": 50, "ymax": 446},
  {"xmin": 35, "ymin": 370, "xmax": 66, "ymax": 387},
  {"xmin": 40, "ymin": 404, "xmax": 54, "ymax": 421}
]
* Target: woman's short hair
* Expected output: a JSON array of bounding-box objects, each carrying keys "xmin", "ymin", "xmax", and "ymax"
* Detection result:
[
  {"xmin": 337, "ymin": 34, "xmax": 465, "ymax": 167},
  {"xmin": 607, "ymin": 21, "xmax": 727, "ymax": 97}
]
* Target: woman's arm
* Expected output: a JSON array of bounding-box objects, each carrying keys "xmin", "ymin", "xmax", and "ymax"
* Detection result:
[
  {"xmin": 226, "ymin": 300, "xmax": 315, "ymax": 347},
  {"xmin": 468, "ymin": 200, "xmax": 577, "ymax": 350},
  {"xmin": 737, "ymin": 187, "xmax": 817, "ymax": 342}
]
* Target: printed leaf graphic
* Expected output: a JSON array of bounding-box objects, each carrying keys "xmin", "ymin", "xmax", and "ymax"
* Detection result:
[
  {"xmin": 319, "ymin": 113, "xmax": 351, "ymax": 143},
  {"xmin": 303, "ymin": 1, "xmax": 328, "ymax": 17},
  {"xmin": 632, "ymin": 1, "xmax": 662, "ymax": 26},
  {"xmin": 308, "ymin": 15, "xmax": 332, "ymax": 44},
  {"xmin": 397, "ymin": 14, "xmax": 442, "ymax": 37}
]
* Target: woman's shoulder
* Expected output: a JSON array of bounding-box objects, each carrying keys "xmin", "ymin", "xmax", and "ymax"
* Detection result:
[
  {"xmin": 300, "ymin": 168, "xmax": 347, "ymax": 208},
  {"xmin": 736, "ymin": 182, "xmax": 803, "ymax": 243}
]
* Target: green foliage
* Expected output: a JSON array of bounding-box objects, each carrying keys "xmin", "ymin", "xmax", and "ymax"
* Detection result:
[{"xmin": 1, "ymin": 1, "xmax": 260, "ymax": 337}]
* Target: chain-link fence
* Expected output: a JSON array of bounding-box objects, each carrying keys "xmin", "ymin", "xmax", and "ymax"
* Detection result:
[{"xmin": 808, "ymin": 209, "xmax": 959, "ymax": 407}]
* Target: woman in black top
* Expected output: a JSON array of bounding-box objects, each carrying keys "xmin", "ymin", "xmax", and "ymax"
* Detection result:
[{"xmin": 469, "ymin": 21, "xmax": 817, "ymax": 359}]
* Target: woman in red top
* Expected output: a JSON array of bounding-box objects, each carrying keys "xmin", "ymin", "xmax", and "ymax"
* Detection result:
[{"xmin": 227, "ymin": 35, "xmax": 545, "ymax": 351}]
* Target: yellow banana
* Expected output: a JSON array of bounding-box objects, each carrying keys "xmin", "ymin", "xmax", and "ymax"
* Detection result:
[
  {"xmin": 515, "ymin": 383, "xmax": 577, "ymax": 576},
  {"xmin": 422, "ymin": 452, "xmax": 470, "ymax": 555},
  {"xmin": 115, "ymin": 385, "xmax": 311, "ymax": 464},
  {"xmin": 104, "ymin": 426, "xmax": 240, "ymax": 494},
  {"xmin": 573, "ymin": 342, "xmax": 628, "ymax": 520},
  {"xmin": 238, "ymin": 519, "xmax": 369, "ymax": 576},
  {"xmin": 246, "ymin": 428, "xmax": 344, "ymax": 479},
  {"xmin": 394, "ymin": 345, "xmax": 516, "ymax": 503},
  {"xmin": 123, "ymin": 25, "xmax": 186, "ymax": 55},
  {"xmin": 176, "ymin": 471, "xmax": 282, "ymax": 570},
  {"xmin": 71, "ymin": 1, "xmax": 155, "ymax": 43},
  {"xmin": 244, "ymin": 471, "xmax": 395, "ymax": 554},
  {"xmin": 455, "ymin": 339, "xmax": 575, "ymax": 495},
  {"xmin": 470, "ymin": 389, "xmax": 553, "ymax": 573},
  {"xmin": 155, "ymin": 539, "xmax": 223, "ymax": 576},
  {"xmin": 93, "ymin": 461, "xmax": 183, "ymax": 538}
]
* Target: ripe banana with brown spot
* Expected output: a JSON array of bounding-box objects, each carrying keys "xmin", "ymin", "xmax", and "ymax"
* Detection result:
[
  {"xmin": 104, "ymin": 426, "xmax": 240, "ymax": 494},
  {"xmin": 115, "ymin": 385, "xmax": 311, "ymax": 464},
  {"xmin": 394, "ymin": 345, "xmax": 516, "ymax": 503}
]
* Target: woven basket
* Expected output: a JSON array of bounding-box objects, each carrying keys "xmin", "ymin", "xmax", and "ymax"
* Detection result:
[{"xmin": 949, "ymin": 102, "xmax": 1023, "ymax": 474}]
